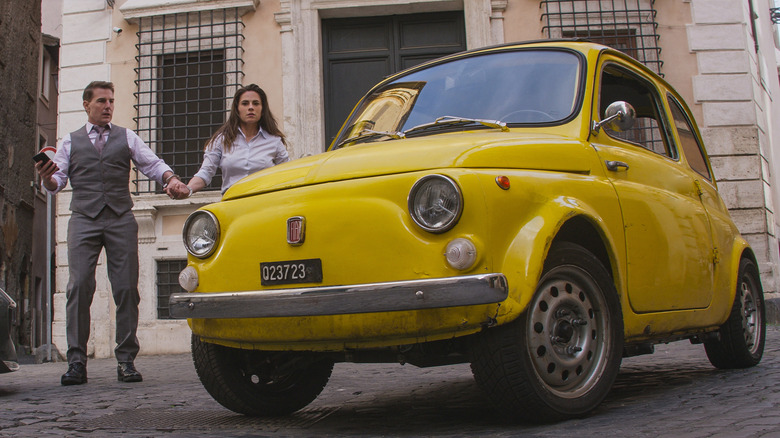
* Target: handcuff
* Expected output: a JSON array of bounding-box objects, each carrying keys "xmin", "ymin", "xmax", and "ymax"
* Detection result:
[{"xmin": 162, "ymin": 173, "xmax": 180, "ymax": 189}]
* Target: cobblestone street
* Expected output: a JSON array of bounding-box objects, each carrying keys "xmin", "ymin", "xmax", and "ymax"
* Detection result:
[{"xmin": 0, "ymin": 326, "xmax": 778, "ymax": 437}]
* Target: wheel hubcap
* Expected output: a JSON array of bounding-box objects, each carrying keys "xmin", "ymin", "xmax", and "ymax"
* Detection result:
[
  {"xmin": 739, "ymin": 278, "xmax": 761, "ymax": 355},
  {"xmin": 527, "ymin": 273, "xmax": 610, "ymax": 398}
]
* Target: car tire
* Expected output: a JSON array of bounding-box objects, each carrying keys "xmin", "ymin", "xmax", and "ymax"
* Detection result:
[
  {"xmin": 191, "ymin": 334, "xmax": 333, "ymax": 416},
  {"xmin": 470, "ymin": 242, "xmax": 623, "ymax": 423},
  {"xmin": 704, "ymin": 258, "xmax": 765, "ymax": 369}
]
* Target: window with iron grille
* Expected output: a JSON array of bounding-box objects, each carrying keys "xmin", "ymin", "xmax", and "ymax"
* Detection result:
[
  {"xmin": 133, "ymin": 9, "xmax": 245, "ymax": 194},
  {"xmin": 540, "ymin": 0, "xmax": 663, "ymax": 75},
  {"xmin": 156, "ymin": 259, "xmax": 188, "ymax": 319}
]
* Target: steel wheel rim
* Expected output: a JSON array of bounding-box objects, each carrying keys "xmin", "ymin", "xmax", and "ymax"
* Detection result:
[
  {"xmin": 739, "ymin": 275, "xmax": 761, "ymax": 355},
  {"xmin": 527, "ymin": 270, "xmax": 610, "ymax": 398}
]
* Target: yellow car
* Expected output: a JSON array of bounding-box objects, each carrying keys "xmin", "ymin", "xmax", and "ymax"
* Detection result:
[{"xmin": 170, "ymin": 40, "xmax": 765, "ymax": 422}]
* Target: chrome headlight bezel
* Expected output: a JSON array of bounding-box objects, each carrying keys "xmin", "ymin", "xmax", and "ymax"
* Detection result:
[
  {"xmin": 182, "ymin": 210, "xmax": 220, "ymax": 258},
  {"xmin": 408, "ymin": 174, "xmax": 463, "ymax": 234}
]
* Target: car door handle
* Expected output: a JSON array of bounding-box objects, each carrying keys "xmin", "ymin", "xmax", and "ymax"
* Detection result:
[{"xmin": 605, "ymin": 160, "xmax": 630, "ymax": 171}]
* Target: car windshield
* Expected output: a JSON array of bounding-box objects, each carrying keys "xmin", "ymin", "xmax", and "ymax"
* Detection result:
[{"xmin": 333, "ymin": 49, "xmax": 583, "ymax": 148}]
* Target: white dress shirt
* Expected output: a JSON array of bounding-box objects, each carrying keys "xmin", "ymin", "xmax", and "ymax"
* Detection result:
[
  {"xmin": 47, "ymin": 122, "xmax": 173, "ymax": 195},
  {"xmin": 194, "ymin": 127, "xmax": 290, "ymax": 193}
]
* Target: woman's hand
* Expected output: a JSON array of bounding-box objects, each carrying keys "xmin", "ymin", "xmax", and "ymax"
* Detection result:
[{"xmin": 165, "ymin": 179, "xmax": 191, "ymax": 199}]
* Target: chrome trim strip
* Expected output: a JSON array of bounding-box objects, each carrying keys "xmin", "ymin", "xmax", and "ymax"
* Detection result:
[{"xmin": 169, "ymin": 273, "xmax": 508, "ymax": 319}]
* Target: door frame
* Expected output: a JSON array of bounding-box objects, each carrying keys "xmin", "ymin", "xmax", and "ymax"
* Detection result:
[{"xmin": 321, "ymin": 11, "xmax": 466, "ymax": 147}]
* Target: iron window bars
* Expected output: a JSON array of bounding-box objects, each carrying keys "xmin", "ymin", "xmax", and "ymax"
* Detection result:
[
  {"xmin": 542, "ymin": 0, "xmax": 664, "ymax": 153},
  {"xmin": 133, "ymin": 9, "xmax": 245, "ymax": 194},
  {"xmin": 156, "ymin": 259, "xmax": 188, "ymax": 319},
  {"xmin": 540, "ymin": 0, "xmax": 663, "ymax": 75}
]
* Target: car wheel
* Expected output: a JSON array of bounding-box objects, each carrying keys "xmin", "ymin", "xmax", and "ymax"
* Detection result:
[
  {"xmin": 470, "ymin": 242, "xmax": 623, "ymax": 422},
  {"xmin": 704, "ymin": 258, "xmax": 765, "ymax": 369},
  {"xmin": 191, "ymin": 334, "xmax": 333, "ymax": 416}
]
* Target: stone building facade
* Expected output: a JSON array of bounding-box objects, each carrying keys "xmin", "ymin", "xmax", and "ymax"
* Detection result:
[
  {"xmin": 54, "ymin": 0, "xmax": 780, "ymax": 358},
  {"xmin": 0, "ymin": 0, "xmax": 43, "ymax": 353},
  {"xmin": 692, "ymin": 1, "xmax": 780, "ymax": 321}
]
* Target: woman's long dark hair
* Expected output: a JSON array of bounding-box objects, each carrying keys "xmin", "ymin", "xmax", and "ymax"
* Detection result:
[{"xmin": 205, "ymin": 84, "xmax": 287, "ymax": 152}]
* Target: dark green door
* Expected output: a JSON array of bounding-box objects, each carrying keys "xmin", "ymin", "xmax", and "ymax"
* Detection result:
[{"xmin": 322, "ymin": 11, "xmax": 466, "ymax": 148}]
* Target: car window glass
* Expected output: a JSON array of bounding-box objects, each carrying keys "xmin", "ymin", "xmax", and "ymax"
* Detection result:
[
  {"xmin": 335, "ymin": 49, "xmax": 583, "ymax": 146},
  {"xmin": 599, "ymin": 64, "xmax": 674, "ymax": 158},
  {"xmin": 667, "ymin": 95, "xmax": 711, "ymax": 180}
]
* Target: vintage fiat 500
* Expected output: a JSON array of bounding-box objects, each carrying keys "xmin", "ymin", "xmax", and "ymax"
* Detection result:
[{"xmin": 170, "ymin": 40, "xmax": 765, "ymax": 422}]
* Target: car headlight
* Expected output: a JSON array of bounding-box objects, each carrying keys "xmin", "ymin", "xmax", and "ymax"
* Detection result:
[
  {"xmin": 182, "ymin": 210, "xmax": 220, "ymax": 258},
  {"xmin": 408, "ymin": 174, "xmax": 463, "ymax": 233}
]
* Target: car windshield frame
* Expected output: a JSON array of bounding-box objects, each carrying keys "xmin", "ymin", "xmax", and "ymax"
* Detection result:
[{"xmin": 331, "ymin": 47, "xmax": 586, "ymax": 150}]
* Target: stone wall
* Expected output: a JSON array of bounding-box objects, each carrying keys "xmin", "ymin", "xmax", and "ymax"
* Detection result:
[
  {"xmin": 0, "ymin": 0, "xmax": 42, "ymax": 348},
  {"xmin": 688, "ymin": 0, "xmax": 780, "ymax": 321}
]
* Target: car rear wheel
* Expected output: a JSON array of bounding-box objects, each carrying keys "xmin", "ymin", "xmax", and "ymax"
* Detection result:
[
  {"xmin": 470, "ymin": 242, "xmax": 623, "ymax": 423},
  {"xmin": 191, "ymin": 334, "xmax": 333, "ymax": 416},
  {"xmin": 704, "ymin": 258, "xmax": 765, "ymax": 369}
]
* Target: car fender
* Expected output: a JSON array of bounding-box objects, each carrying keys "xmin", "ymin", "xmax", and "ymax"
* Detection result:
[{"xmin": 493, "ymin": 195, "xmax": 625, "ymax": 327}]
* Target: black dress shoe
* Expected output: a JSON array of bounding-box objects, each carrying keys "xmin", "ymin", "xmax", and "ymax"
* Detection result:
[
  {"xmin": 117, "ymin": 362, "xmax": 143, "ymax": 382},
  {"xmin": 61, "ymin": 362, "xmax": 87, "ymax": 386}
]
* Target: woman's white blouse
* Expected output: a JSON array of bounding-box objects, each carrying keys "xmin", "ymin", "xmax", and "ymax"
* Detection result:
[{"xmin": 194, "ymin": 127, "xmax": 290, "ymax": 193}]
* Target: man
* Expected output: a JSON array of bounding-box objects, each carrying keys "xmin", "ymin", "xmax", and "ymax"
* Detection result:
[{"xmin": 35, "ymin": 81, "xmax": 186, "ymax": 385}]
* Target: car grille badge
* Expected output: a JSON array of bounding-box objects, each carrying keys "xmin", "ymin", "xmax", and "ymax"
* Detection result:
[{"xmin": 287, "ymin": 216, "xmax": 305, "ymax": 246}]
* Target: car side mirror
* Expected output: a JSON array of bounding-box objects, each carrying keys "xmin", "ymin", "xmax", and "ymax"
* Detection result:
[{"xmin": 591, "ymin": 101, "xmax": 636, "ymax": 135}]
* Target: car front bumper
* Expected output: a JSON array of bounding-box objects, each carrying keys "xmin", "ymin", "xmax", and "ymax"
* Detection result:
[{"xmin": 169, "ymin": 273, "xmax": 508, "ymax": 320}]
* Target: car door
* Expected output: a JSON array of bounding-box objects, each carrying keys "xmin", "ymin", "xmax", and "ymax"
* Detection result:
[
  {"xmin": 590, "ymin": 59, "xmax": 715, "ymax": 312},
  {"xmin": 665, "ymin": 93, "xmax": 736, "ymax": 296}
]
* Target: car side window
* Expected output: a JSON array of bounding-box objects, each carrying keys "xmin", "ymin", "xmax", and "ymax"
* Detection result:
[
  {"xmin": 599, "ymin": 64, "xmax": 675, "ymax": 159},
  {"xmin": 667, "ymin": 95, "xmax": 712, "ymax": 181}
]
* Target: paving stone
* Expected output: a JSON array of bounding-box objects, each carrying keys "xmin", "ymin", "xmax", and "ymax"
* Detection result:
[{"xmin": 0, "ymin": 326, "xmax": 778, "ymax": 436}]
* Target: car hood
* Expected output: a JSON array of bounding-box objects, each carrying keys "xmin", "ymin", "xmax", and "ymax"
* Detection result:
[{"xmin": 223, "ymin": 131, "xmax": 594, "ymax": 201}]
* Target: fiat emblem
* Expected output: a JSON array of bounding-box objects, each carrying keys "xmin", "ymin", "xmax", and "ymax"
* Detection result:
[{"xmin": 287, "ymin": 216, "xmax": 305, "ymax": 245}]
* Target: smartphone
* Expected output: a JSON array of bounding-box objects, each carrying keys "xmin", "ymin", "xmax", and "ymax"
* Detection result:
[{"xmin": 33, "ymin": 151, "xmax": 51, "ymax": 164}]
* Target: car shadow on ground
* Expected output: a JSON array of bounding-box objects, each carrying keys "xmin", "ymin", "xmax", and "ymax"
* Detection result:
[{"xmin": 305, "ymin": 361, "xmax": 728, "ymax": 433}]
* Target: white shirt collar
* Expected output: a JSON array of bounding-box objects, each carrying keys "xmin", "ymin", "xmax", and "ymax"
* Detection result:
[
  {"xmin": 86, "ymin": 122, "xmax": 113, "ymax": 132},
  {"xmin": 238, "ymin": 125, "xmax": 266, "ymax": 141}
]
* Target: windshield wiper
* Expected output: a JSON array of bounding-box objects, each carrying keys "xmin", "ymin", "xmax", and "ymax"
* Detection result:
[
  {"xmin": 404, "ymin": 116, "xmax": 509, "ymax": 136},
  {"xmin": 335, "ymin": 129, "xmax": 405, "ymax": 148}
]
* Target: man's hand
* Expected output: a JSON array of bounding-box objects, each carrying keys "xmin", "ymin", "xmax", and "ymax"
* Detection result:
[
  {"xmin": 165, "ymin": 178, "xmax": 190, "ymax": 199},
  {"xmin": 35, "ymin": 160, "xmax": 59, "ymax": 192}
]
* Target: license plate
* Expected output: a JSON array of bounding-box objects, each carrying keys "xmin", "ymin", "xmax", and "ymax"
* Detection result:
[{"xmin": 260, "ymin": 258, "xmax": 323, "ymax": 286}]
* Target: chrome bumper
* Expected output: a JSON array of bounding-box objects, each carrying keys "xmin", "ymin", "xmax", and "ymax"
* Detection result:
[{"xmin": 168, "ymin": 273, "xmax": 508, "ymax": 319}]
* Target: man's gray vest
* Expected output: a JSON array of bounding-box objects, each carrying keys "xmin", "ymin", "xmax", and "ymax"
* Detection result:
[{"xmin": 69, "ymin": 125, "xmax": 133, "ymax": 218}]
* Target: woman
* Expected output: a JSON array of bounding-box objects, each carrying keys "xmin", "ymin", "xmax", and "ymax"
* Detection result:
[{"xmin": 174, "ymin": 84, "xmax": 289, "ymax": 198}]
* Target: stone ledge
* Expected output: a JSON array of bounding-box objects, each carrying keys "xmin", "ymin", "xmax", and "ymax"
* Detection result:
[{"xmin": 119, "ymin": 0, "xmax": 258, "ymax": 22}]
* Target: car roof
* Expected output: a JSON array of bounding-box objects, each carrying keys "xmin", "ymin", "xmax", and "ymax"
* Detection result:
[{"xmin": 381, "ymin": 39, "xmax": 678, "ymax": 102}]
